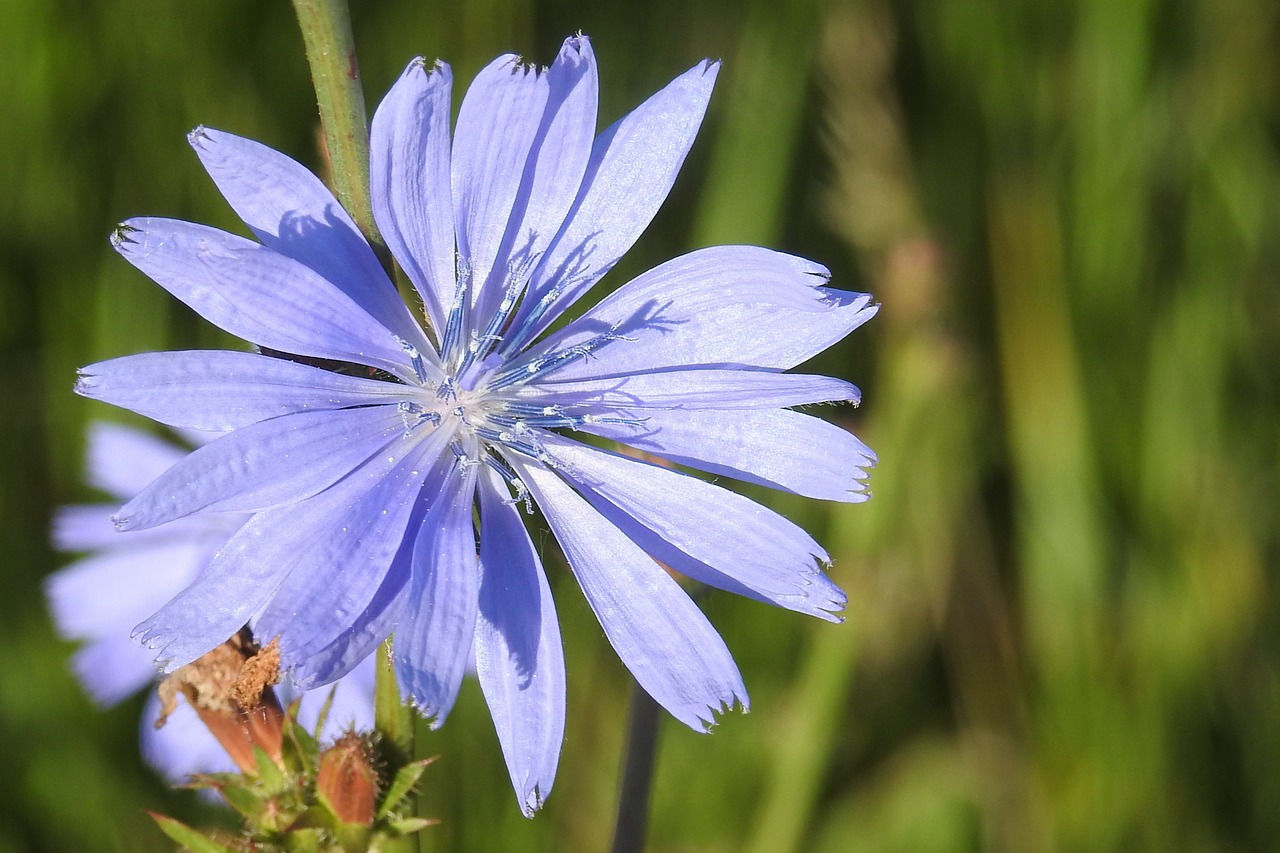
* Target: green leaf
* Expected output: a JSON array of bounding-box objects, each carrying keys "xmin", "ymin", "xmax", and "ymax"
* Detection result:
[
  {"xmin": 312, "ymin": 685, "xmax": 338, "ymax": 741},
  {"xmin": 386, "ymin": 817, "xmax": 435, "ymax": 835},
  {"xmin": 148, "ymin": 812, "xmax": 236, "ymax": 853},
  {"xmin": 218, "ymin": 782, "xmax": 266, "ymax": 821},
  {"xmin": 281, "ymin": 827, "xmax": 326, "ymax": 853},
  {"xmin": 254, "ymin": 746, "xmax": 292, "ymax": 795},
  {"xmin": 282, "ymin": 699, "xmax": 320, "ymax": 775},
  {"xmin": 376, "ymin": 758, "xmax": 435, "ymax": 820},
  {"xmin": 333, "ymin": 822, "xmax": 374, "ymax": 853}
]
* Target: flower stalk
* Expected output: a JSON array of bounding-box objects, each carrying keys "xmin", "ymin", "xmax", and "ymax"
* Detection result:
[
  {"xmin": 290, "ymin": 0, "xmax": 376, "ymax": 242},
  {"xmin": 290, "ymin": 0, "xmax": 418, "ymax": 834}
]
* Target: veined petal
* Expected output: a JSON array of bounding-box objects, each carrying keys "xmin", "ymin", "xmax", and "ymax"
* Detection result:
[
  {"xmin": 452, "ymin": 54, "xmax": 549, "ymax": 309},
  {"xmin": 395, "ymin": 462, "xmax": 481, "ymax": 726},
  {"xmin": 188, "ymin": 127, "xmax": 431, "ymax": 353},
  {"xmin": 528, "ymin": 246, "xmax": 877, "ymax": 379},
  {"xmin": 46, "ymin": 540, "xmax": 201, "ymax": 648},
  {"xmin": 538, "ymin": 434, "xmax": 842, "ymax": 613},
  {"xmin": 52, "ymin": 503, "xmax": 240, "ymax": 570},
  {"xmin": 514, "ymin": 457, "xmax": 747, "ymax": 731},
  {"xmin": 134, "ymin": 431, "xmax": 441, "ymax": 671},
  {"xmin": 513, "ymin": 59, "xmax": 721, "ymax": 340},
  {"xmin": 289, "ymin": 558, "xmax": 410, "ymax": 689},
  {"xmin": 589, "ymin": 408, "xmax": 875, "ymax": 502},
  {"xmin": 475, "ymin": 466, "xmax": 565, "ymax": 817},
  {"xmin": 470, "ymin": 35, "xmax": 599, "ymax": 324},
  {"xmin": 527, "ymin": 367, "xmax": 860, "ymax": 411},
  {"xmin": 85, "ymin": 421, "xmax": 187, "ymax": 498},
  {"xmin": 48, "ymin": 540, "xmax": 210, "ymax": 704},
  {"xmin": 76, "ymin": 350, "xmax": 410, "ymax": 432},
  {"xmin": 111, "ymin": 218, "xmax": 412, "ymax": 376},
  {"xmin": 253, "ymin": 427, "xmax": 454, "ymax": 666},
  {"xmin": 371, "ymin": 59, "xmax": 456, "ymax": 333},
  {"xmin": 114, "ymin": 406, "xmax": 407, "ymax": 531}
]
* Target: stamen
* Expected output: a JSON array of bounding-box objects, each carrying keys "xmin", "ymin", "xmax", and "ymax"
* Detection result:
[
  {"xmin": 400, "ymin": 340, "xmax": 430, "ymax": 384},
  {"xmin": 397, "ymin": 400, "xmax": 441, "ymax": 435},
  {"xmin": 487, "ymin": 328, "xmax": 628, "ymax": 390},
  {"xmin": 439, "ymin": 261, "xmax": 471, "ymax": 366},
  {"xmin": 497, "ymin": 266, "xmax": 592, "ymax": 358},
  {"xmin": 483, "ymin": 455, "xmax": 535, "ymax": 514},
  {"xmin": 456, "ymin": 257, "xmax": 534, "ymax": 380}
]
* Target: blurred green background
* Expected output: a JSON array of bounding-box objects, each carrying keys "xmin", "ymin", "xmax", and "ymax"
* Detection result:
[{"xmin": 2, "ymin": 0, "xmax": 1278, "ymax": 850}]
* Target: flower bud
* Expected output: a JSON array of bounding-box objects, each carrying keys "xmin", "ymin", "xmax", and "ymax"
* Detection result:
[
  {"xmin": 155, "ymin": 629, "xmax": 284, "ymax": 774},
  {"xmin": 316, "ymin": 732, "xmax": 379, "ymax": 826}
]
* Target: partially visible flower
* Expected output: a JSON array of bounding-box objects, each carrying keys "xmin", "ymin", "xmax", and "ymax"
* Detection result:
[
  {"xmin": 78, "ymin": 34, "xmax": 876, "ymax": 815},
  {"xmin": 46, "ymin": 422, "xmax": 375, "ymax": 782}
]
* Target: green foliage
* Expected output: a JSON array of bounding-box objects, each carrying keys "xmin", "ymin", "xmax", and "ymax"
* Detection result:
[{"xmin": 2, "ymin": 0, "xmax": 1278, "ymax": 851}]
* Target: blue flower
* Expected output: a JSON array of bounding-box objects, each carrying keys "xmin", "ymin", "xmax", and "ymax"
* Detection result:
[
  {"xmin": 76, "ymin": 35, "xmax": 876, "ymax": 814},
  {"xmin": 46, "ymin": 423, "xmax": 376, "ymax": 783}
]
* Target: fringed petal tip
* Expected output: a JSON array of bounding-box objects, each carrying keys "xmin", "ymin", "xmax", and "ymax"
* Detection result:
[
  {"xmin": 692, "ymin": 690, "xmax": 750, "ymax": 733},
  {"xmin": 129, "ymin": 626, "xmax": 181, "ymax": 674},
  {"xmin": 186, "ymin": 124, "xmax": 213, "ymax": 149},
  {"xmin": 405, "ymin": 55, "xmax": 449, "ymax": 78},
  {"xmin": 404, "ymin": 697, "xmax": 450, "ymax": 732},
  {"xmin": 72, "ymin": 369, "xmax": 98, "ymax": 399},
  {"xmin": 109, "ymin": 508, "xmax": 139, "ymax": 533},
  {"xmin": 773, "ymin": 565, "xmax": 847, "ymax": 623},
  {"xmin": 519, "ymin": 786, "xmax": 547, "ymax": 819},
  {"xmin": 108, "ymin": 221, "xmax": 140, "ymax": 250}
]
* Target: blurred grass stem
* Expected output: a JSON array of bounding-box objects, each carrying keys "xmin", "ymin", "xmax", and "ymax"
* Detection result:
[{"xmin": 610, "ymin": 681, "xmax": 661, "ymax": 853}]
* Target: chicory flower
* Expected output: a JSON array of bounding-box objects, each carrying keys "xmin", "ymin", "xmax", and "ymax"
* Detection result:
[{"xmin": 76, "ymin": 34, "xmax": 876, "ymax": 814}]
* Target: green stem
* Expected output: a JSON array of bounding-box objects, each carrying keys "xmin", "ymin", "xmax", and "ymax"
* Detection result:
[{"xmin": 290, "ymin": 0, "xmax": 377, "ymax": 243}]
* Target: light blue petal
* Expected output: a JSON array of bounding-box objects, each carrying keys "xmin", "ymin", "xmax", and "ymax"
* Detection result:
[
  {"xmin": 54, "ymin": 504, "xmax": 242, "ymax": 554},
  {"xmin": 47, "ymin": 541, "xmax": 206, "ymax": 640},
  {"xmin": 46, "ymin": 540, "xmax": 205, "ymax": 705},
  {"xmin": 112, "ymin": 218, "xmax": 414, "ymax": 377},
  {"xmin": 53, "ymin": 504, "xmax": 133, "ymax": 551},
  {"xmin": 450, "ymin": 53, "xmax": 549, "ymax": 317},
  {"xmin": 528, "ymin": 246, "xmax": 877, "ymax": 379},
  {"xmin": 253, "ymin": 427, "xmax": 454, "ymax": 665},
  {"xmin": 538, "ymin": 435, "xmax": 844, "ymax": 618},
  {"xmin": 514, "ymin": 59, "xmax": 720, "ymax": 339},
  {"xmin": 529, "ymin": 367, "xmax": 860, "ymax": 410},
  {"xmin": 395, "ymin": 462, "xmax": 480, "ymax": 726},
  {"xmin": 514, "ymin": 457, "xmax": 747, "ymax": 731},
  {"xmin": 68, "ymin": 639, "xmax": 162, "ymax": 708},
  {"xmin": 76, "ymin": 350, "xmax": 410, "ymax": 432},
  {"xmin": 370, "ymin": 59, "xmax": 456, "ymax": 333},
  {"xmin": 588, "ymin": 408, "xmax": 875, "ymax": 502},
  {"xmin": 288, "ymin": 558, "xmax": 411, "ymax": 689},
  {"xmin": 133, "ymin": 429, "xmax": 440, "ymax": 671},
  {"xmin": 188, "ymin": 127, "xmax": 432, "ymax": 354},
  {"xmin": 84, "ymin": 422, "xmax": 187, "ymax": 498},
  {"xmin": 468, "ymin": 35, "xmax": 599, "ymax": 325},
  {"xmin": 114, "ymin": 406, "xmax": 406, "ymax": 531},
  {"xmin": 475, "ymin": 465, "xmax": 565, "ymax": 816}
]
